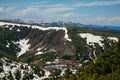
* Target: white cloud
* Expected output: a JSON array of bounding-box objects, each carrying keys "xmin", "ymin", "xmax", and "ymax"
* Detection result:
[
  {"xmin": 3, "ymin": 6, "xmax": 75, "ymax": 22},
  {"xmin": 43, "ymin": 7, "xmax": 75, "ymax": 13},
  {"xmin": 15, "ymin": 8, "xmax": 39, "ymax": 17},
  {"xmin": 28, "ymin": 4, "xmax": 67, "ymax": 8},
  {"xmin": 95, "ymin": 16, "xmax": 120, "ymax": 23},
  {"xmin": 13, "ymin": 7, "xmax": 75, "ymax": 18},
  {"xmin": 108, "ymin": 16, "xmax": 120, "ymax": 22},
  {"xmin": 26, "ymin": 1, "xmax": 120, "ymax": 8},
  {"xmin": 63, "ymin": 12, "xmax": 75, "ymax": 18},
  {"xmin": 0, "ymin": 7, "xmax": 15, "ymax": 13},
  {"xmin": 0, "ymin": 7, "xmax": 3, "ymax": 13},
  {"xmin": 35, "ymin": 7, "xmax": 75, "ymax": 22},
  {"xmin": 40, "ymin": 1, "xmax": 48, "ymax": 4},
  {"xmin": 5, "ymin": 7, "xmax": 15, "ymax": 12},
  {"xmin": 86, "ymin": 16, "xmax": 120, "ymax": 26},
  {"xmin": 74, "ymin": 1, "xmax": 120, "ymax": 7},
  {"xmin": 0, "ymin": 7, "xmax": 16, "ymax": 19},
  {"xmin": 0, "ymin": 5, "xmax": 120, "ymax": 26},
  {"xmin": 95, "ymin": 16, "xmax": 106, "ymax": 21}
]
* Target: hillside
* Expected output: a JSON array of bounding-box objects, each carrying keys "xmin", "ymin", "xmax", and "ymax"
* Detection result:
[
  {"xmin": 0, "ymin": 50, "xmax": 51, "ymax": 80},
  {"xmin": 70, "ymin": 41, "xmax": 120, "ymax": 80},
  {"xmin": 0, "ymin": 21, "xmax": 120, "ymax": 79}
]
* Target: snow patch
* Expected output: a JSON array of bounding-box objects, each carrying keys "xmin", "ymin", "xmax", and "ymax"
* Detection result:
[
  {"xmin": 53, "ymin": 59, "xmax": 59, "ymax": 63},
  {"xmin": 61, "ymin": 68, "xmax": 66, "ymax": 76},
  {"xmin": 78, "ymin": 64, "xmax": 82, "ymax": 67},
  {"xmin": 107, "ymin": 37, "xmax": 118, "ymax": 42},
  {"xmin": 3, "ymin": 65, "xmax": 11, "ymax": 72},
  {"xmin": 84, "ymin": 60, "xmax": 89, "ymax": 63},
  {"xmin": 0, "ymin": 57, "xmax": 52, "ymax": 80},
  {"xmin": 46, "ymin": 62, "xmax": 52, "ymax": 64},
  {"xmin": 17, "ymin": 28, "xmax": 20, "ymax": 32},
  {"xmin": 9, "ymin": 27, "xmax": 13, "ymax": 30},
  {"xmin": 0, "ymin": 22, "xmax": 29, "ymax": 27},
  {"xmin": 37, "ymin": 47, "xmax": 43, "ymax": 51},
  {"xmin": 0, "ymin": 73, "xmax": 5, "ymax": 79},
  {"xmin": 6, "ymin": 43, "xmax": 10, "ymax": 48},
  {"xmin": 35, "ymin": 51, "xmax": 43, "ymax": 55},
  {"xmin": 79, "ymin": 33, "xmax": 104, "ymax": 47},
  {"xmin": 14, "ymin": 39, "xmax": 30, "ymax": 57},
  {"xmin": 39, "ymin": 69, "xmax": 50, "ymax": 80}
]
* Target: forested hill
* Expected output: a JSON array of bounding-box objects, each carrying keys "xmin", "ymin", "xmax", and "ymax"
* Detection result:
[{"xmin": 70, "ymin": 41, "xmax": 120, "ymax": 80}]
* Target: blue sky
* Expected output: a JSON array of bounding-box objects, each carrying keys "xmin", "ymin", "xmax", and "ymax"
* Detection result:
[{"xmin": 0, "ymin": 0, "xmax": 120, "ymax": 26}]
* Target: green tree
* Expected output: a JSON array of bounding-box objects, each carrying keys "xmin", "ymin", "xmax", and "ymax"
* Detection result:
[
  {"xmin": 15, "ymin": 70, "xmax": 21, "ymax": 80},
  {"xmin": 70, "ymin": 41, "xmax": 120, "ymax": 80}
]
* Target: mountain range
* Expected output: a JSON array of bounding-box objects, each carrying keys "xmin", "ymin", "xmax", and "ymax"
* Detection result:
[{"xmin": 0, "ymin": 20, "xmax": 120, "ymax": 80}]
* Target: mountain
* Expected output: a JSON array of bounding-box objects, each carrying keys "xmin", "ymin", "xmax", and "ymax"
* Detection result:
[
  {"xmin": 0, "ymin": 20, "xmax": 120, "ymax": 79},
  {"xmin": 0, "ymin": 51, "xmax": 46, "ymax": 80},
  {"xmin": 40, "ymin": 21, "xmax": 120, "ymax": 31}
]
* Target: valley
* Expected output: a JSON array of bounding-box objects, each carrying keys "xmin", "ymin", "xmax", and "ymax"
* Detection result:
[{"xmin": 0, "ymin": 20, "xmax": 120, "ymax": 80}]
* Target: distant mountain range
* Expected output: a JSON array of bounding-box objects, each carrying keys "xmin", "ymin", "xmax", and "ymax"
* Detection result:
[
  {"xmin": 1, "ymin": 19, "xmax": 120, "ymax": 31},
  {"xmin": 43, "ymin": 22, "xmax": 120, "ymax": 31}
]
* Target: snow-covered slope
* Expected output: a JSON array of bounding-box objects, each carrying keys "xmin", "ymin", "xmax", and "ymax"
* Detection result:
[
  {"xmin": 107, "ymin": 37, "xmax": 118, "ymax": 42},
  {"xmin": 0, "ymin": 57, "xmax": 51, "ymax": 80},
  {"xmin": 13, "ymin": 39, "xmax": 30, "ymax": 57},
  {"xmin": 0, "ymin": 21, "xmax": 71, "ymax": 41},
  {"xmin": 79, "ymin": 33, "xmax": 104, "ymax": 47},
  {"xmin": 79, "ymin": 33, "xmax": 118, "ymax": 62},
  {"xmin": 79, "ymin": 33, "xmax": 118, "ymax": 47}
]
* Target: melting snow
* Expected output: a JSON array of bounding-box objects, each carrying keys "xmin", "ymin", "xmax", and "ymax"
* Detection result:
[
  {"xmin": 53, "ymin": 59, "xmax": 59, "ymax": 63},
  {"xmin": 84, "ymin": 60, "xmax": 89, "ymax": 63},
  {"xmin": 39, "ymin": 69, "xmax": 51, "ymax": 80},
  {"xmin": 17, "ymin": 28, "xmax": 20, "ymax": 32},
  {"xmin": 79, "ymin": 33, "xmax": 118, "ymax": 47},
  {"xmin": 61, "ymin": 68, "xmax": 66, "ymax": 76},
  {"xmin": 0, "ymin": 57, "xmax": 47, "ymax": 80},
  {"xmin": 37, "ymin": 47, "xmax": 43, "ymax": 51},
  {"xmin": 0, "ymin": 58, "xmax": 21, "ymax": 79},
  {"xmin": 6, "ymin": 43, "xmax": 10, "ymax": 48},
  {"xmin": 107, "ymin": 37, "xmax": 118, "ymax": 42},
  {"xmin": 78, "ymin": 64, "xmax": 82, "ymax": 67},
  {"xmin": 79, "ymin": 33, "xmax": 118, "ymax": 62},
  {"xmin": 0, "ymin": 22, "xmax": 29, "ymax": 27},
  {"xmin": 3, "ymin": 65, "xmax": 11, "ymax": 72},
  {"xmin": 79, "ymin": 33, "xmax": 104, "ymax": 47},
  {"xmin": 35, "ymin": 51, "xmax": 43, "ymax": 55},
  {"xmin": 0, "ymin": 73, "xmax": 5, "ymax": 79},
  {"xmin": 9, "ymin": 27, "xmax": 13, "ymax": 30},
  {"xmin": 46, "ymin": 61, "xmax": 52, "ymax": 64},
  {"xmin": 14, "ymin": 39, "xmax": 30, "ymax": 57}
]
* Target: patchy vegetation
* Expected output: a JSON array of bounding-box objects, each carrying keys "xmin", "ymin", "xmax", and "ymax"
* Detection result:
[
  {"xmin": 70, "ymin": 41, "xmax": 120, "ymax": 80},
  {"xmin": 0, "ymin": 21, "xmax": 120, "ymax": 80}
]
